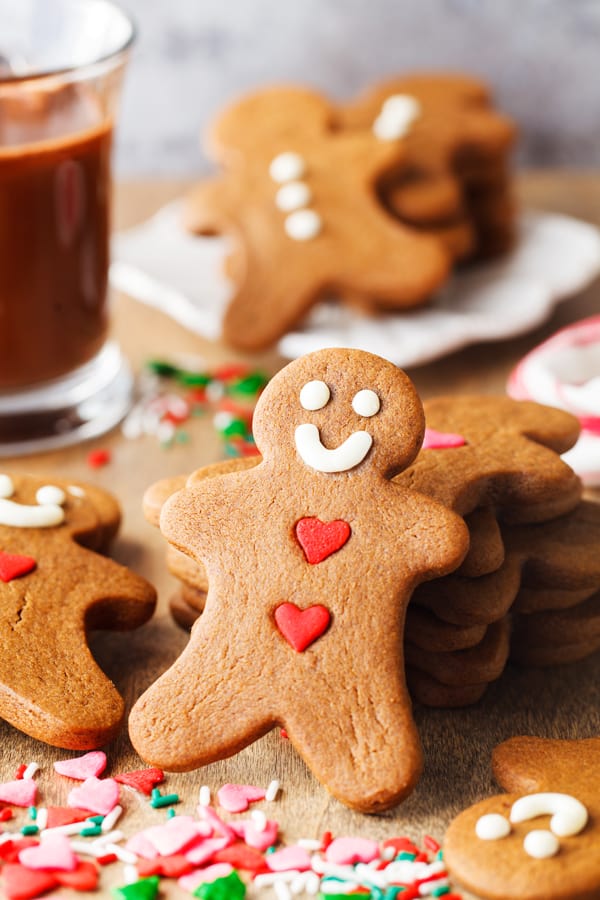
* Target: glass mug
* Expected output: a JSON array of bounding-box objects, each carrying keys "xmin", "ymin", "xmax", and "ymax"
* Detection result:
[{"xmin": 0, "ymin": 0, "xmax": 134, "ymax": 453}]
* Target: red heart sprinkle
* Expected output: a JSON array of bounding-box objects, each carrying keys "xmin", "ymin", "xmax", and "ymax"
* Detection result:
[
  {"xmin": 137, "ymin": 854, "xmax": 193, "ymax": 878},
  {"xmin": 45, "ymin": 807, "xmax": 91, "ymax": 829},
  {"xmin": 0, "ymin": 552, "xmax": 36, "ymax": 583},
  {"xmin": 295, "ymin": 518, "xmax": 351, "ymax": 564},
  {"xmin": 422, "ymin": 427, "xmax": 466, "ymax": 450},
  {"xmin": 274, "ymin": 602, "xmax": 331, "ymax": 652},
  {"xmin": 55, "ymin": 860, "xmax": 99, "ymax": 891},
  {"xmin": 2, "ymin": 863, "xmax": 58, "ymax": 900},
  {"xmin": 114, "ymin": 767, "xmax": 164, "ymax": 796}
]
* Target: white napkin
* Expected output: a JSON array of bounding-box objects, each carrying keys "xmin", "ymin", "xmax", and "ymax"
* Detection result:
[{"xmin": 111, "ymin": 204, "xmax": 600, "ymax": 366}]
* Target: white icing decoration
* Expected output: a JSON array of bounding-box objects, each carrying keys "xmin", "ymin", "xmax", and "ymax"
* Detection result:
[
  {"xmin": 475, "ymin": 813, "xmax": 511, "ymax": 840},
  {"xmin": 352, "ymin": 389, "xmax": 380, "ymax": 417},
  {"xmin": 295, "ymin": 423, "xmax": 372, "ymax": 473},
  {"xmin": 36, "ymin": 485, "xmax": 66, "ymax": 506},
  {"xmin": 0, "ymin": 475, "xmax": 14, "ymax": 498},
  {"xmin": 275, "ymin": 181, "xmax": 312, "ymax": 212},
  {"xmin": 269, "ymin": 152, "xmax": 306, "ymax": 184},
  {"xmin": 68, "ymin": 485, "xmax": 85, "ymax": 497},
  {"xmin": 0, "ymin": 498, "xmax": 65, "ymax": 528},
  {"xmin": 510, "ymin": 792, "xmax": 588, "ymax": 837},
  {"xmin": 284, "ymin": 209, "xmax": 322, "ymax": 241},
  {"xmin": 373, "ymin": 94, "xmax": 421, "ymax": 141},
  {"xmin": 299, "ymin": 380, "xmax": 330, "ymax": 411},
  {"xmin": 523, "ymin": 829, "xmax": 560, "ymax": 859}
]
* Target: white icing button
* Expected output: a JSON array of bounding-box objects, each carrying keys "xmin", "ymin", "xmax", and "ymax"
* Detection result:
[
  {"xmin": 475, "ymin": 813, "xmax": 511, "ymax": 841},
  {"xmin": 269, "ymin": 152, "xmax": 306, "ymax": 184},
  {"xmin": 0, "ymin": 474, "xmax": 14, "ymax": 498},
  {"xmin": 299, "ymin": 380, "xmax": 330, "ymax": 411},
  {"xmin": 295, "ymin": 423, "xmax": 373, "ymax": 473},
  {"xmin": 352, "ymin": 389, "xmax": 380, "ymax": 417},
  {"xmin": 284, "ymin": 209, "xmax": 322, "ymax": 241},
  {"xmin": 510, "ymin": 792, "xmax": 588, "ymax": 837},
  {"xmin": 275, "ymin": 181, "xmax": 312, "ymax": 212},
  {"xmin": 36, "ymin": 485, "xmax": 66, "ymax": 506},
  {"xmin": 523, "ymin": 829, "xmax": 560, "ymax": 859}
]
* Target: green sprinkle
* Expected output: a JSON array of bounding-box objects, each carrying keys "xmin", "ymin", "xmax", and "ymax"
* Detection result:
[
  {"xmin": 151, "ymin": 788, "xmax": 161, "ymax": 800},
  {"xmin": 229, "ymin": 373, "xmax": 268, "ymax": 396},
  {"xmin": 436, "ymin": 849, "xmax": 444, "ymax": 861},
  {"xmin": 431, "ymin": 888, "xmax": 450, "ymax": 897},
  {"xmin": 146, "ymin": 360, "xmax": 180, "ymax": 378},
  {"xmin": 265, "ymin": 845, "xmax": 277, "ymax": 854},
  {"xmin": 167, "ymin": 808, "xmax": 176, "ymax": 819},
  {"xmin": 87, "ymin": 815, "xmax": 104, "ymax": 825},
  {"xmin": 150, "ymin": 792, "xmax": 180, "ymax": 809},
  {"xmin": 397, "ymin": 850, "xmax": 417, "ymax": 861},
  {"xmin": 177, "ymin": 372, "xmax": 211, "ymax": 387},
  {"xmin": 370, "ymin": 887, "xmax": 385, "ymax": 900},
  {"xmin": 385, "ymin": 889, "xmax": 406, "ymax": 899},
  {"xmin": 28, "ymin": 806, "xmax": 37, "ymax": 821},
  {"xmin": 224, "ymin": 444, "xmax": 241, "ymax": 458},
  {"xmin": 21, "ymin": 825, "xmax": 39, "ymax": 836},
  {"xmin": 223, "ymin": 419, "xmax": 247, "ymax": 438},
  {"xmin": 191, "ymin": 405, "xmax": 206, "ymax": 416},
  {"xmin": 175, "ymin": 430, "xmax": 190, "ymax": 444},
  {"xmin": 80, "ymin": 825, "xmax": 102, "ymax": 837},
  {"xmin": 193, "ymin": 870, "xmax": 245, "ymax": 899},
  {"xmin": 111, "ymin": 876, "xmax": 160, "ymax": 900}
]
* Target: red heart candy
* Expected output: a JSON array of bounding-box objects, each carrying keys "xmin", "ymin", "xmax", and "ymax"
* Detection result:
[
  {"xmin": 45, "ymin": 807, "xmax": 91, "ymax": 829},
  {"xmin": 295, "ymin": 518, "xmax": 351, "ymax": 564},
  {"xmin": 2, "ymin": 863, "xmax": 58, "ymax": 899},
  {"xmin": 55, "ymin": 860, "xmax": 99, "ymax": 891},
  {"xmin": 114, "ymin": 767, "xmax": 164, "ymax": 796},
  {"xmin": 274, "ymin": 603, "xmax": 331, "ymax": 652},
  {"xmin": 0, "ymin": 551, "xmax": 36, "ymax": 583}
]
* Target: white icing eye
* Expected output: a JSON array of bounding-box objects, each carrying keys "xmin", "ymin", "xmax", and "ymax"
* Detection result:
[
  {"xmin": 0, "ymin": 474, "xmax": 14, "ymax": 498},
  {"xmin": 284, "ymin": 209, "xmax": 322, "ymax": 241},
  {"xmin": 67, "ymin": 485, "xmax": 85, "ymax": 498},
  {"xmin": 352, "ymin": 389, "xmax": 380, "ymax": 417},
  {"xmin": 275, "ymin": 181, "xmax": 312, "ymax": 212},
  {"xmin": 373, "ymin": 93, "xmax": 421, "ymax": 141},
  {"xmin": 36, "ymin": 485, "xmax": 66, "ymax": 506},
  {"xmin": 269, "ymin": 152, "xmax": 306, "ymax": 183},
  {"xmin": 300, "ymin": 380, "xmax": 330, "ymax": 411}
]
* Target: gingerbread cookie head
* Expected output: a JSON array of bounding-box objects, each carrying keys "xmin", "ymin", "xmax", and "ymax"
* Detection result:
[
  {"xmin": 0, "ymin": 473, "xmax": 156, "ymax": 749},
  {"xmin": 444, "ymin": 736, "xmax": 600, "ymax": 900},
  {"xmin": 253, "ymin": 347, "xmax": 425, "ymax": 479}
]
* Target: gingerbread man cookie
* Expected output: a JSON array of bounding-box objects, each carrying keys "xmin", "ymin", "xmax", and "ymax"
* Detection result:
[
  {"xmin": 130, "ymin": 349, "xmax": 469, "ymax": 811},
  {"xmin": 0, "ymin": 474, "xmax": 156, "ymax": 749},
  {"xmin": 184, "ymin": 87, "xmax": 452, "ymax": 350},
  {"xmin": 445, "ymin": 736, "xmax": 600, "ymax": 900}
]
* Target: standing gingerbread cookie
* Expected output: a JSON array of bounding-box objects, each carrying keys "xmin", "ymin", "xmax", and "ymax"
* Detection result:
[{"xmin": 130, "ymin": 348, "xmax": 469, "ymax": 811}]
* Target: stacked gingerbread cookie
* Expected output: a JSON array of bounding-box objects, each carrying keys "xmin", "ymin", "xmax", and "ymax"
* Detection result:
[
  {"xmin": 142, "ymin": 384, "xmax": 600, "ymax": 711},
  {"xmin": 185, "ymin": 74, "xmax": 516, "ymax": 350}
]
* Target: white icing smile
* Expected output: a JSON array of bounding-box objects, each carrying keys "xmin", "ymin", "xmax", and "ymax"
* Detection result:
[
  {"xmin": 295, "ymin": 423, "xmax": 372, "ymax": 473},
  {"xmin": 0, "ymin": 475, "xmax": 66, "ymax": 528}
]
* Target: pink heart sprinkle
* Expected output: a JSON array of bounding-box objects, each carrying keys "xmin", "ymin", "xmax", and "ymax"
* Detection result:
[
  {"xmin": 19, "ymin": 833, "xmax": 77, "ymax": 872},
  {"xmin": 145, "ymin": 816, "xmax": 202, "ymax": 857},
  {"xmin": 179, "ymin": 863, "xmax": 233, "ymax": 892},
  {"xmin": 125, "ymin": 832, "xmax": 159, "ymax": 860},
  {"xmin": 325, "ymin": 836, "xmax": 379, "ymax": 865},
  {"xmin": 217, "ymin": 783, "xmax": 266, "ymax": 813},
  {"xmin": 0, "ymin": 779, "xmax": 37, "ymax": 807},
  {"xmin": 422, "ymin": 427, "xmax": 467, "ymax": 450},
  {"xmin": 230, "ymin": 818, "xmax": 279, "ymax": 851},
  {"xmin": 198, "ymin": 805, "xmax": 236, "ymax": 840},
  {"xmin": 54, "ymin": 751, "xmax": 107, "ymax": 781},
  {"xmin": 185, "ymin": 836, "xmax": 230, "ymax": 866},
  {"xmin": 267, "ymin": 845, "xmax": 312, "ymax": 872},
  {"xmin": 67, "ymin": 777, "xmax": 119, "ymax": 815}
]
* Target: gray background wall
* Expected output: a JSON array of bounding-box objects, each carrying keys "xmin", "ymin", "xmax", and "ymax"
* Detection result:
[{"xmin": 115, "ymin": 0, "xmax": 600, "ymax": 176}]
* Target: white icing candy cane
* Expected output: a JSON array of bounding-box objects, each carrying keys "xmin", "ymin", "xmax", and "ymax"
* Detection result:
[
  {"xmin": 510, "ymin": 792, "xmax": 588, "ymax": 837},
  {"xmin": 295, "ymin": 423, "xmax": 372, "ymax": 473}
]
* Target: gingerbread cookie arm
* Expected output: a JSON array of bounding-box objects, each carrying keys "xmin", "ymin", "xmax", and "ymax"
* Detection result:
[
  {"xmin": 183, "ymin": 177, "xmax": 240, "ymax": 236},
  {"xmin": 493, "ymin": 736, "xmax": 600, "ymax": 796},
  {"xmin": 78, "ymin": 550, "xmax": 157, "ymax": 631},
  {"xmin": 143, "ymin": 475, "xmax": 188, "ymax": 528}
]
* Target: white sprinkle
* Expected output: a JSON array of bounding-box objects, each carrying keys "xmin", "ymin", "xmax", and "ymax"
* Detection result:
[
  {"xmin": 254, "ymin": 871, "xmax": 302, "ymax": 887},
  {"xmin": 69, "ymin": 840, "xmax": 104, "ymax": 857},
  {"xmin": 156, "ymin": 420, "xmax": 176, "ymax": 444},
  {"xmin": 290, "ymin": 872, "xmax": 309, "ymax": 894},
  {"xmin": 45, "ymin": 822, "xmax": 84, "ymax": 836},
  {"xmin": 275, "ymin": 881, "xmax": 292, "ymax": 900},
  {"xmin": 305, "ymin": 872, "xmax": 320, "ymax": 895},
  {"xmin": 23, "ymin": 762, "xmax": 39, "ymax": 780},
  {"xmin": 105, "ymin": 843, "xmax": 138, "ymax": 864},
  {"xmin": 124, "ymin": 863, "xmax": 139, "ymax": 884},
  {"xmin": 92, "ymin": 829, "xmax": 125, "ymax": 848},
  {"xmin": 266, "ymin": 779, "xmax": 280, "ymax": 802},
  {"xmin": 101, "ymin": 805, "xmax": 123, "ymax": 834},
  {"xmin": 121, "ymin": 407, "xmax": 144, "ymax": 440},
  {"xmin": 298, "ymin": 838, "xmax": 322, "ymax": 851},
  {"xmin": 213, "ymin": 411, "xmax": 234, "ymax": 432},
  {"xmin": 382, "ymin": 845, "xmax": 396, "ymax": 860},
  {"xmin": 419, "ymin": 877, "xmax": 450, "ymax": 896},
  {"xmin": 199, "ymin": 785, "xmax": 211, "ymax": 807},
  {"xmin": 206, "ymin": 380, "xmax": 225, "ymax": 403},
  {"xmin": 250, "ymin": 809, "xmax": 267, "ymax": 832},
  {"xmin": 35, "ymin": 808, "xmax": 48, "ymax": 831}
]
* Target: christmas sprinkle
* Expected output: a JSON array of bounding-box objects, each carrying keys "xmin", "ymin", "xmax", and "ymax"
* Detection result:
[{"xmin": 0, "ymin": 758, "xmax": 461, "ymax": 899}]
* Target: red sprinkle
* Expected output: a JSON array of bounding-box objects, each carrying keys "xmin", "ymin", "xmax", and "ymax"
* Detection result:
[
  {"xmin": 96, "ymin": 853, "xmax": 118, "ymax": 866},
  {"xmin": 382, "ymin": 836, "xmax": 420, "ymax": 856},
  {"xmin": 114, "ymin": 768, "xmax": 165, "ymax": 796},
  {"xmin": 86, "ymin": 448, "xmax": 111, "ymax": 469},
  {"xmin": 280, "ymin": 729, "xmax": 289, "ymax": 740},
  {"xmin": 213, "ymin": 364, "xmax": 250, "ymax": 381},
  {"xmin": 213, "ymin": 842, "xmax": 270, "ymax": 874},
  {"xmin": 0, "ymin": 808, "xmax": 13, "ymax": 822},
  {"xmin": 423, "ymin": 834, "xmax": 441, "ymax": 853},
  {"xmin": 321, "ymin": 831, "xmax": 333, "ymax": 850},
  {"xmin": 14, "ymin": 765, "xmax": 26, "ymax": 780}
]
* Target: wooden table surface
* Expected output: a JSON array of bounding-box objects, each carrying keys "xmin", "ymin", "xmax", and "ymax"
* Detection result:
[{"xmin": 3, "ymin": 172, "xmax": 599, "ymax": 898}]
